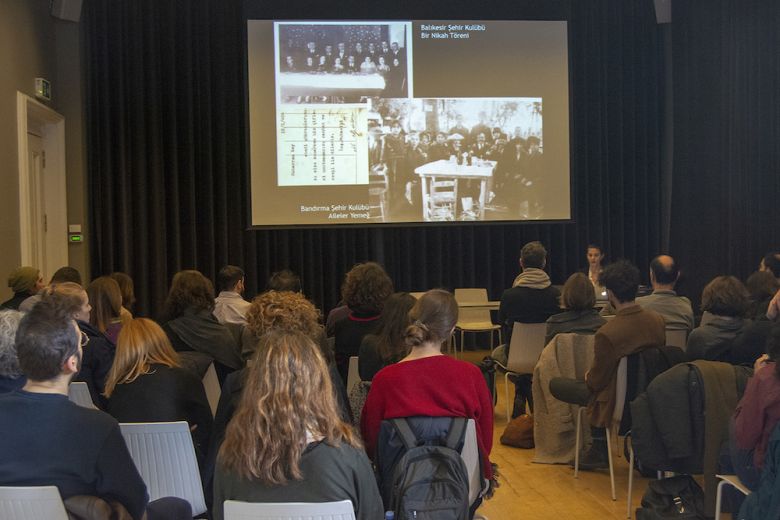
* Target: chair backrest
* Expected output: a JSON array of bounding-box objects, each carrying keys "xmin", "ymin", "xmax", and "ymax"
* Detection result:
[
  {"xmin": 454, "ymin": 288, "xmax": 491, "ymax": 324},
  {"xmin": 0, "ymin": 486, "xmax": 69, "ymax": 520},
  {"xmin": 506, "ymin": 322, "xmax": 548, "ymax": 374},
  {"xmin": 346, "ymin": 356, "xmax": 360, "ymax": 395},
  {"xmin": 461, "ymin": 419, "xmax": 484, "ymax": 506},
  {"xmin": 612, "ymin": 357, "xmax": 628, "ymax": 426},
  {"xmin": 223, "ymin": 499, "xmax": 355, "ymax": 520},
  {"xmin": 665, "ymin": 329, "xmax": 688, "ymax": 350},
  {"xmin": 202, "ymin": 363, "xmax": 221, "ymax": 417},
  {"xmin": 68, "ymin": 382, "xmax": 96, "ymax": 409},
  {"xmin": 119, "ymin": 421, "xmax": 207, "ymax": 516}
]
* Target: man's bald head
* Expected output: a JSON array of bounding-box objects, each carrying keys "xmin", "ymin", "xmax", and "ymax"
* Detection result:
[{"xmin": 649, "ymin": 255, "xmax": 679, "ymax": 288}]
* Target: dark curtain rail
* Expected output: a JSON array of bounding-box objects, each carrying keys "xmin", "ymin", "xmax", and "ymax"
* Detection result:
[{"xmin": 84, "ymin": 0, "xmax": 667, "ymax": 318}]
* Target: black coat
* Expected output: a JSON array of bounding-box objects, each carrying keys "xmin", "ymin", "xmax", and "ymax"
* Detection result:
[{"xmin": 73, "ymin": 320, "xmax": 115, "ymax": 408}]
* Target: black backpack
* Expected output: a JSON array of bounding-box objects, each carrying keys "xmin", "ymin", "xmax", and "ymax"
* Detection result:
[
  {"xmin": 635, "ymin": 475, "xmax": 707, "ymax": 519},
  {"xmin": 389, "ymin": 417, "xmax": 470, "ymax": 520}
]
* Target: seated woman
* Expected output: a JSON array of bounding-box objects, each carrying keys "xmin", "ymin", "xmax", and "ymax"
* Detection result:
[
  {"xmin": 358, "ymin": 292, "xmax": 415, "ymax": 381},
  {"xmin": 161, "ymin": 270, "xmax": 241, "ymax": 381},
  {"xmin": 361, "ymin": 289, "xmax": 494, "ymax": 483},
  {"xmin": 213, "ymin": 330, "xmax": 383, "ymax": 520},
  {"xmin": 545, "ymin": 272, "xmax": 606, "ymax": 346},
  {"xmin": 333, "ymin": 262, "xmax": 393, "ymax": 382},
  {"xmin": 583, "ymin": 244, "xmax": 606, "ymax": 292},
  {"xmin": 103, "ymin": 318, "xmax": 213, "ymax": 463},
  {"xmin": 732, "ymin": 324, "xmax": 780, "ymax": 490},
  {"xmin": 110, "ymin": 271, "xmax": 136, "ymax": 323},
  {"xmin": 687, "ymin": 276, "xmax": 750, "ymax": 362},
  {"xmin": 745, "ymin": 271, "xmax": 779, "ymax": 320},
  {"xmin": 87, "ymin": 276, "xmax": 125, "ymax": 345},
  {"xmin": 0, "ymin": 310, "xmax": 24, "ymax": 393},
  {"xmin": 48, "ymin": 282, "xmax": 115, "ymax": 407}
]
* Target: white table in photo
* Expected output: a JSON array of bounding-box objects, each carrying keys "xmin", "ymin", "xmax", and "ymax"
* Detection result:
[{"xmin": 414, "ymin": 159, "xmax": 496, "ymax": 220}]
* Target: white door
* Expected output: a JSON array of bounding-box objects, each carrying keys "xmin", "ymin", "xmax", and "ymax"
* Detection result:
[{"xmin": 27, "ymin": 133, "xmax": 47, "ymax": 275}]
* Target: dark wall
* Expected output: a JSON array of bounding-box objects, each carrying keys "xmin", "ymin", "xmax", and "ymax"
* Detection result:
[{"xmin": 84, "ymin": 0, "xmax": 668, "ymax": 318}]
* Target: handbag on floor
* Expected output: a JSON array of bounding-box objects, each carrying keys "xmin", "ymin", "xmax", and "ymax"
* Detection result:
[
  {"xmin": 500, "ymin": 413, "xmax": 534, "ymax": 449},
  {"xmin": 635, "ymin": 475, "xmax": 707, "ymax": 519}
]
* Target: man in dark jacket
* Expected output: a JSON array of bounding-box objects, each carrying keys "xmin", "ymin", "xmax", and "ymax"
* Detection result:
[{"xmin": 493, "ymin": 241, "xmax": 561, "ymax": 416}]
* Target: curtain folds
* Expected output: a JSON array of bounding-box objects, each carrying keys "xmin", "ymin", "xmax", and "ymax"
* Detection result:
[{"xmin": 84, "ymin": 0, "xmax": 665, "ymax": 317}]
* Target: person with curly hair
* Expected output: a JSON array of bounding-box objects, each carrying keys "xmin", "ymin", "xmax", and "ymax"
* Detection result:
[
  {"xmin": 213, "ymin": 330, "xmax": 382, "ymax": 520},
  {"xmin": 0, "ymin": 310, "xmax": 24, "ymax": 393},
  {"xmin": 333, "ymin": 262, "xmax": 394, "ymax": 382},
  {"xmin": 203, "ymin": 290, "xmax": 350, "ymax": 509},
  {"xmin": 161, "ymin": 270, "xmax": 241, "ymax": 381}
]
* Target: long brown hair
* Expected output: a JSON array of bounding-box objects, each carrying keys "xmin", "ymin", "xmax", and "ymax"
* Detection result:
[
  {"xmin": 103, "ymin": 318, "xmax": 180, "ymax": 397},
  {"xmin": 374, "ymin": 292, "xmax": 415, "ymax": 363},
  {"xmin": 404, "ymin": 289, "xmax": 458, "ymax": 348},
  {"xmin": 162, "ymin": 270, "xmax": 215, "ymax": 321},
  {"xmin": 217, "ymin": 330, "xmax": 360, "ymax": 483},
  {"xmin": 110, "ymin": 272, "xmax": 136, "ymax": 311},
  {"xmin": 87, "ymin": 277, "xmax": 122, "ymax": 333}
]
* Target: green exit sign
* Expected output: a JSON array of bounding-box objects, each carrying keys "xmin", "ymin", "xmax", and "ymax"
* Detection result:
[{"xmin": 69, "ymin": 234, "xmax": 83, "ymax": 243}]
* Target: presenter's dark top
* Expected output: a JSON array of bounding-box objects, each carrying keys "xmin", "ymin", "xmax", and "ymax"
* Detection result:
[
  {"xmin": 105, "ymin": 364, "xmax": 213, "ymax": 457},
  {"xmin": 0, "ymin": 390, "xmax": 148, "ymax": 519}
]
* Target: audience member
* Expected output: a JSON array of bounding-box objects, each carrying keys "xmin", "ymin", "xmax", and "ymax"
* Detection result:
[
  {"xmin": 550, "ymin": 260, "xmax": 665, "ymax": 469},
  {"xmin": 636, "ymin": 255, "xmax": 695, "ymax": 331},
  {"xmin": 687, "ymin": 276, "xmax": 750, "ymax": 362},
  {"xmin": 745, "ymin": 270, "xmax": 779, "ymax": 320},
  {"xmin": 213, "ymin": 330, "xmax": 383, "ymax": 520},
  {"xmin": 104, "ymin": 318, "xmax": 213, "ymax": 464},
  {"xmin": 110, "ymin": 271, "xmax": 136, "ymax": 322},
  {"xmin": 267, "ymin": 268, "xmax": 302, "ymax": 293},
  {"xmin": 760, "ymin": 252, "xmax": 780, "ymax": 281},
  {"xmin": 1, "ymin": 266, "xmax": 44, "ymax": 310},
  {"xmin": 732, "ymin": 325, "xmax": 780, "ymax": 490},
  {"xmin": 361, "ymin": 289, "xmax": 494, "ymax": 481},
  {"xmin": 545, "ymin": 273, "xmax": 606, "ymax": 346},
  {"xmin": 0, "ymin": 310, "xmax": 24, "ymax": 393},
  {"xmin": 0, "ymin": 295, "xmax": 191, "ymax": 519},
  {"xmin": 162, "ymin": 270, "xmax": 242, "ymax": 378},
  {"xmin": 333, "ymin": 262, "xmax": 393, "ymax": 382},
  {"xmin": 358, "ymin": 292, "xmax": 415, "ymax": 381},
  {"xmin": 48, "ymin": 282, "xmax": 115, "ymax": 407},
  {"xmin": 19, "ymin": 266, "xmax": 83, "ymax": 313},
  {"xmin": 494, "ymin": 241, "xmax": 560, "ymax": 415},
  {"xmin": 87, "ymin": 276, "xmax": 125, "ymax": 345},
  {"xmin": 213, "ymin": 265, "xmax": 251, "ymax": 325}
]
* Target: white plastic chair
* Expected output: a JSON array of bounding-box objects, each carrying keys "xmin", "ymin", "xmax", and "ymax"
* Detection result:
[
  {"xmin": 0, "ymin": 486, "xmax": 69, "ymax": 520},
  {"xmin": 68, "ymin": 381, "xmax": 96, "ymax": 409},
  {"xmin": 119, "ymin": 421, "xmax": 207, "ymax": 516},
  {"xmin": 714, "ymin": 474, "xmax": 750, "ymax": 520},
  {"xmin": 223, "ymin": 499, "xmax": 355, "ymax": 520},
  {"xmin": 665, "ymin": 329, "xmax": 688, "ymax": 350},
  {"xmin": 493, "ymin": 322, "xmax": 547, "ymax": 421},
  {"xmin": 574, "ymin": 356, "xmax": 628, "ymax": 504},
  {"xmin": 202, "ymin": 362, "xmax": 221, "ymax": 417},
  {"xmin": 346, "ymin": 356, "xmax": 360, "ymax": 395},
  {"xmin": 462, "ymin": 419, "xmax": 489, "ymax": 507},
  {"xmin": 454, "ymin": 288, "xmax": 502, "ymax": 354}
]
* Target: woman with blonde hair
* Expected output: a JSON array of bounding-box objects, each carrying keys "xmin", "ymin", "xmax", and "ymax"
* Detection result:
[
  {"xmin": 104, "ymin": 318, "xmax": 212, "ymax": 460},
  {"xmin": 213, "ymin": 330, "xmax": 382, "ymax": 520}
]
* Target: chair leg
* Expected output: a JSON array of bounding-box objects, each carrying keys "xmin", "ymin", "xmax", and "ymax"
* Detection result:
[
  {"xmin": 574, "ymin": 407, "xmax": 583, "ymax": 479},
  {"xmin": 627, "ymin": 441, "xmax": 635, "ymax": 519},
  {"xmin": 714, "ymin": 479, "xmax": 726, "ymax": 520},
  {"xmin": 460, "ymin": 329, "xmax": 465, "ymax": 357},
  {"xmin": 504, "ymin": 371, "xmax": 511, "ymax": 423},
  {"xmin": 606, "ymin": 425, "xmax": 616, "ymax": 501}
]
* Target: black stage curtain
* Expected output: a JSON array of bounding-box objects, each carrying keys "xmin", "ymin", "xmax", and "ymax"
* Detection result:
[
  {"xmin": 671, "ymin": 0, "xmax": 780, "ymax": 309},
  {"xmin": 84, "ymin": 0, "xmax": 665, "ymax": 318}
]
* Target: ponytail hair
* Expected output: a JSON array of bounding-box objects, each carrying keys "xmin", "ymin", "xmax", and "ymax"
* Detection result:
[{"xmin": 404, "ymin": 289, "xmax": 458, "ymax": 348}]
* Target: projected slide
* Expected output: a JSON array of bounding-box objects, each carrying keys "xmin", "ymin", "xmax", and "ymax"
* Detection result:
[{"xmin": 247, "ymin": 20, "xmax": 570, "ymax": 227}]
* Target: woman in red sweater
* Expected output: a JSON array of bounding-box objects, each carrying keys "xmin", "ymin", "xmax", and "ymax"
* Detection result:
[{"xmin": 360, "ymin": 289, "xmax": 494, "ymax": 479}]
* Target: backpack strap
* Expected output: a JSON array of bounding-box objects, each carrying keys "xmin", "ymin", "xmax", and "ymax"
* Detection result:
[
  {"xmin": 391, "ymin": 418, "xmax": 420, "ymax": 451},
  {"xmin": 444, "ymin": 417, "xmax": 468, "ymax": 451}
]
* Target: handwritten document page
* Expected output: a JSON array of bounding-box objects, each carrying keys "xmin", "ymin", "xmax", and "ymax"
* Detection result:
[{"xmin": 277, "ymin": 105, "xmax": 368, "ymax": 186}]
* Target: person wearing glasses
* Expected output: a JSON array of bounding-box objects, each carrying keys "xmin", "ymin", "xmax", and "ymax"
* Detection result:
[
  {"xmin": 48, "ymin": 282, "xmax": 115, "ymax": 409},
  {"xmin": 0, "ymin": 294, "xmax": 192, "ymax": 519}
]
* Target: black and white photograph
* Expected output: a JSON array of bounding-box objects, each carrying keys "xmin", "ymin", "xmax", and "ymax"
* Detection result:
[
  {"xmin": 364, "ymin": 97, "xmax": 545, "ymax": 222},
  {"xmin": 275, "ymin": 22, "xmax": 411, "ymax": 104}
]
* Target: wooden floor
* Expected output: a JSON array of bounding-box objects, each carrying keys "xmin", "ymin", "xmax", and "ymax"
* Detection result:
[{"xmin": 458, "ymin": 349, "xmax": 652, "ymax": 520}]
